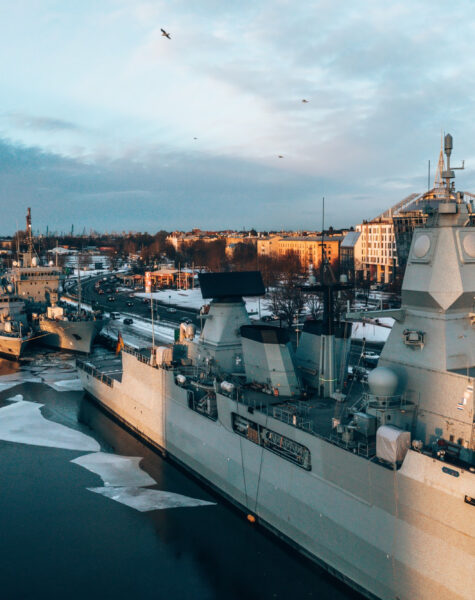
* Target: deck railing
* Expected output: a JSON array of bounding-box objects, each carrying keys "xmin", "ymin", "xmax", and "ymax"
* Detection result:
[{"xmin": 76, "ymin": 358, "xmax": 114, "ymax": 388}]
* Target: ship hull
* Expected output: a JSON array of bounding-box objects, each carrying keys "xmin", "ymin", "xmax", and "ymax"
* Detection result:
[
  {"xmin": 39, "ymin": 318, "xmax": 106, "ymax": 353},
  {"xmin": 78, "ymin": 353, "xmax": 475, "ymax": 600},
  {"xmin": 0, "ymin": 335, "xmax": 30, "ymax": 360}
]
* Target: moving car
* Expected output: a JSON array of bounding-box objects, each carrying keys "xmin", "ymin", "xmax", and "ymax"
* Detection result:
[
  {"xmin": 167, "ymin": 307, "xmax": 177, "ymax": 313},
  {"xmin": 123, "ymin": 317, "xmax": 133, "ymax": 325}
]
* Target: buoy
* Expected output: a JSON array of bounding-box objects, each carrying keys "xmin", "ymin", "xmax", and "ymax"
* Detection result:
[{"xmin": 247, "ymin": 514, "xmax": 256, "ymax": 523}]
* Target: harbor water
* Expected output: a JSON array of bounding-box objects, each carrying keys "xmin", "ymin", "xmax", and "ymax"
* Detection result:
[{"xmin": 0, "ymin": 348, "xmax": 362, "ymax": 600}]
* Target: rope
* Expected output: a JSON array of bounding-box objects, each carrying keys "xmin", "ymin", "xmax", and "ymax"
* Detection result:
[
  {"xmin": 235, "ymin": 392, "xmax": 249, "ymax": 508},
  {"xmin": 253, "ymin": 405, "xmax": 269, "ymax": 514}
]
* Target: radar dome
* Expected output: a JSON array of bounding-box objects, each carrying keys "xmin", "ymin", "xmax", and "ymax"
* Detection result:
[
  {"xmin": 49, "ymin": 260, "xmax": 54, "ymax": 266},
  {"xmin": 31, "ymin": 257, "xmax": 38, "ymax": 267},
  {"xmin": 12, "ymin": 261, "xmax": 18, "ymax": 267},
  {"xmin": 368, "ymin": 367, "xmax": 398, "ymax": 397},
  {"xmin": 6, "ymin": 284, "xmax": 13, "ymax": 293}
]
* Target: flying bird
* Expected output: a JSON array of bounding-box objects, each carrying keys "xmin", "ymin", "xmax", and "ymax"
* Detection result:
[
  {"xmin": 278, "ymin": 155, "xmax": 284, "ymax": 159},
  {"xmin": 193, "ymin": 137, "xmax": 198, "ymax": 140},
  {"xmin": 302, "ymin": 99, "xmax": 309, "ymax": 103},
  {"xmin": 161, "ymin": 28, "xmax": 171, "ymax": 39}
]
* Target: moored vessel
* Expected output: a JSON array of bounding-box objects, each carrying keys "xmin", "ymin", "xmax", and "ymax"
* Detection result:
[{"xmin": 77, "ymin": 136, "xmax": 474, "ymax": 600}]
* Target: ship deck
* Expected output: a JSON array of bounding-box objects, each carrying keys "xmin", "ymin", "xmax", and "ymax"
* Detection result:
[{"xmin": 80, "ymin": 349, "xmax": 365, "ymax": 444}]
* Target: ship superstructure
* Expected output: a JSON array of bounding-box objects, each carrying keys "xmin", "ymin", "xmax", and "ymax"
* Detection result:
[
  {"xmin": 77, "ymin": 136, "xmax": 474, "ymax": 600},
  {"xmin": 0, "ymin": 282, "xmax": 34, "ymax": 359},
  {"xmin": 9, "ymin": 208, "xmax": 106, "ymax": 354}
]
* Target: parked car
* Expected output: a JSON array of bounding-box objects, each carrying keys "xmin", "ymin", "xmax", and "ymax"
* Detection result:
[
  {"xmin": 110, "ymin": 312, "xmax": 120, "ymax": 320},
  {"xmin": 126, "ymin": 301, "xmax": 134, "ymax": 307},
  {"xmin": 361, "ymin": 350, "xmax": 380, "ymax": 367},
  {"xmin": 108, "ymin": 296, "xmax": 115, "ymax": 302},
  {"xmin": 167, "ymin": 307, "xmax": 177, "ymax": 313},
  {"xmin": 123, "ymin": 317, "xmax": 133, "ymax": 325}
]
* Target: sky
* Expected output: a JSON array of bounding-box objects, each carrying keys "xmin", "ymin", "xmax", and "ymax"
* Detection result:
[{"xmin": 2, "ymin": 0, "xmax": 475, "ymax": 234}]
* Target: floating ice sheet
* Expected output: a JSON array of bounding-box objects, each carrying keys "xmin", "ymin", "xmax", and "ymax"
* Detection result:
[
  {"xmin": 0, "ymin": 381, "xmax": 22, "ymax": 393},
  {"xmin": 87, "ymin": 486, "xmax": 216, "ymax": 512},
  {"xmin": 6, "ymin": 394, "xmax": 23, "ymax": 402},
  {"xmin": 46, "ymin": 379, "xmax": 84, "ymax": 392},
  {"xmin": 0, "ymin": 400, "xmax": 100, "ymax": 451},
  {"xmin": 72, "ymin": 452, "xmax": 155, "ymax": 487}
]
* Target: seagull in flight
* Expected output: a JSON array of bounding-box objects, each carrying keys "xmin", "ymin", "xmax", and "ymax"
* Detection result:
[
  {"xmin": 278, "ymin": 155, "xmax": 284, "ymax": 159},
  {"xmin": 302, "ymin": 99, "xmax": 309, "ymax": 103},
  {"xmin": 161, "ymin": 28, "xmax": 171, "ymax": 39}
]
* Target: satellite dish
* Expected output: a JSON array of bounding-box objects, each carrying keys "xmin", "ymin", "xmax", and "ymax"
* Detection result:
[{"xmin": 49, "ymin": 260, "xmax": 54, "ymax": 266}]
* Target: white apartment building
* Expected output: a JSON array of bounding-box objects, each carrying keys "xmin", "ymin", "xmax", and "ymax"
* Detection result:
[{"xmin": 356, "ymin": 219, "xmax": 398, "ymax": 283}]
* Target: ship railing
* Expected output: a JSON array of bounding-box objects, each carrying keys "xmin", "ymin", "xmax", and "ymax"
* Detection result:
[
  {"xmin": 76, "ymin": 358, "xmax": 114, "ymax": 388},
  {"xmin": 272, "ymin": 403, "xmax": 314, "ymax": 432},
  {"xmin": 361, "ymin": 392, "xmax": 409, "ymax": 411}
]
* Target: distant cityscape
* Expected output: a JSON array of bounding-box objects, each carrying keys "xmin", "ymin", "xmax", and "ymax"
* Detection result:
[{"xmin": 2, "ymin": 152, "xmax": 470, "ymax": 293}]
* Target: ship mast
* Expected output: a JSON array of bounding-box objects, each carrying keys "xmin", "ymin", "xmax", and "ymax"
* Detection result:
[{"xmin": 26, "ymin": 208, "xmax": 34, "ymax": 255}]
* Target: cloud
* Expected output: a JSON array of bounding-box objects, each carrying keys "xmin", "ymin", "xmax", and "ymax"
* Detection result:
[
  {"xmin": 1, "ymin": 1, "xmax": 475, "ymax": 234},
  {"xmin": 6, "ymin": 113, "xmax": 80, "ymax": 132}
]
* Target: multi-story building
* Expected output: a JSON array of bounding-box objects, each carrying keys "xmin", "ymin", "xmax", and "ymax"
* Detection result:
[
  {"xmin": 356, "ymin": 219, "xmax": 398, "ymax": 283},
  {"xmin": 340, "ymin": 231, "xmax": 362, "ymax": 282},
  {"xmin": 257, "ymin": 235, "xmax": 342, "ymax": 269}
]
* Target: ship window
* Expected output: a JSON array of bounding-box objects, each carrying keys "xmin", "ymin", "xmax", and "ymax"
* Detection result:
[{"xmin": 72, "ymin": 334, "xmax": 82, "ymax": 340}]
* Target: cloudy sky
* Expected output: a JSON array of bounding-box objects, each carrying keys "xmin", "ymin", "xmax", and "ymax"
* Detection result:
[{"xmin": 1, "ymin": 0, "xmax": 475, "ymax": 234}]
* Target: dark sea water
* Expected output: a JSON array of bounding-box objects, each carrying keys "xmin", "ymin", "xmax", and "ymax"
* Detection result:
[{"xmin": 0, "ymin": 350, "xmax": 362, "ymax": 600}]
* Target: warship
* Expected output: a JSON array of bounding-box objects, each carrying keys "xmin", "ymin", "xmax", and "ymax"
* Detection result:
[
  {"xmin": 0, "ymin": 283, "xmax": 34, "ymax": 359},
  {"xmin": 77, "ymin": 136, "xmax": 474, "ymax": 600},
  {"xmin": 10, "ymin": 208, "xmax": 107, "ymax": 354}
]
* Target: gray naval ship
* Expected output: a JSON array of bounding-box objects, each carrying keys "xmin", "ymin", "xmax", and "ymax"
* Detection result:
[
  {"xmin": 0, "ymin": 283, "xmax": 34, "ymax": 359},
  {"xmin": 77, "ymin": 135, "xmax": 474, "ymax": 600},
  {"xmin": 10, "ymin": 208, "xmax": 107, "ymax": 354}
]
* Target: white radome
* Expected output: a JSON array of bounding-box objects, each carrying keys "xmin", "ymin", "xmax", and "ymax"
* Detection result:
[
  {"xmin": 368, "ymin": 366, "xmax": 398, "ymax": 397},
  {"xmin": 413, "ymin": 234, "xmax": 431, "ymax": 258},
  {"xmin": 462, "ymin": 232, "xmax": 475, "ymax": 257}
]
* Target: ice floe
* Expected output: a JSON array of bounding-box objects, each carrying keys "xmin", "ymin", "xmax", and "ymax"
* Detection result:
[
  {"xmin": 6, "ymin": 394, "xmax": 23, "ymax": 402},
  {"xmin": 87, "ymin": 486, "xmax": 215, "ymax": 512},
  {"xmin": 0, "ymin": 400, "xmax": 100, "ymax": 451},
  {"xmin": 71, "ymin": 452, "xmax": 155, "ymax": 487},
  {"xmin": 46, "ymin": 379, "xmax": 84, "ymax": 392}
]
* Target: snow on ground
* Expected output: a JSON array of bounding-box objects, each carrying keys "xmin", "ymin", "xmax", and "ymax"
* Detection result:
[
  {"xmin": 0, "ymin": 399, "xmax": 100, "ymax": 451},
  {"xmin": 135, "ymin": 288, "xmax": 272, "ymax": 316},
  {"xmin": 351, "ymin": 320, "xmax": 392, "ymax": 343},
  {"xmin": 87, "ymin": 486, "xmax": 215, "ymax": 512},
  {"xmin": 72, "ymin": 453, "xmax": 156, "ymax": 487}
]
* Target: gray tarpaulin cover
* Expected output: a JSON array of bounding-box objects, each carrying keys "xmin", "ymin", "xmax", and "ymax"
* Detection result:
[{"xmin": 376, "ymin": 425, "xmax": 411, "ymax": 464}]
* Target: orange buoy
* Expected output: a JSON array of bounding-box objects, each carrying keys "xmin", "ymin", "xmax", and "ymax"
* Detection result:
[{"xmin": 247, "ymin": 514, "xmax": 256, "ymax": 523}]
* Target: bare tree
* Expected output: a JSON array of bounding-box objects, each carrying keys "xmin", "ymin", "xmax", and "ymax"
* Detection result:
[
  {"xmin": 306, "ymin": 293, "xmax": 322, "ymax": 320},
  {"xmin": 270, "ymin": 276, "xmax": 306, "ymax": 328}
]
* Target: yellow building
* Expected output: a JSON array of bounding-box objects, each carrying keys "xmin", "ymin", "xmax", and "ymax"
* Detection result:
[{"xmin": 257, "ymin": 235, "xmax": 341, "ymax": 268}]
